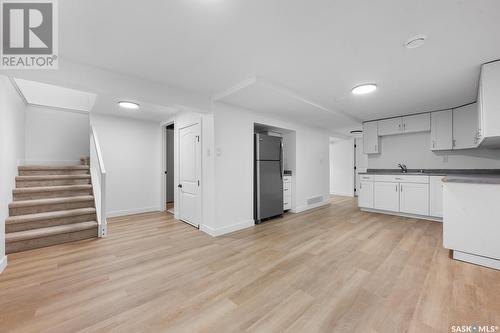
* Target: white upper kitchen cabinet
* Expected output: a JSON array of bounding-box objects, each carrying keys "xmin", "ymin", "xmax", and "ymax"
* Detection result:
[
  {"xmin": 430, "ymin": 110, "xmax": 453, "ymax": 151},
  {"xmin": 374, "ymin": 182, "xmax": 399, "ymax": 212},
  {"xmin": 402, "ymin": 113, "xmax": 431, "ymax": 134},
  {"xmin": 399, "ymin": 182, "xmax": 429, "ymax": 216},
  {"xmin": 378, "ymin": 117, "xmax": 402, "ymax": 136},
  {"xmin": 453, "ymin": 103, "xmax": 478, "ymax": 150},
  {"xmin": 430, "ymin": 176, "xmax": 444, "ymax": 218},
  {"xmin": 363, "ymin": 121, "xmax": 379, "ymax": 154},
  {"xmin": 477, "ymin": 61, "xmax": 500, "ymax": 146},
  {"xmin": 358, "ymin": 180, "xmax": 374, "ymax": 208}
]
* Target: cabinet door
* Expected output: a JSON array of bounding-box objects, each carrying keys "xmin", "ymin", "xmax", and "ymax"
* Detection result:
[
  {"xmin": 480, "ymin": 61, "xmax": 500, "ymax": 138},
  {"xmin": 429, "ymin": 177, "xmax": 443, "ymax": 218},
  {"xmin": 362, "ymin": 122, "xmax": 379, "ymax": 154},
  {"xmin": 378, "ymin": 118, "xmax": 402, "ymax": 136},
  {"xmin": 430, "ymin": 110, "xmax": 453, "ymax": 150},
  {"xmin": 399, "ymin": 183, "xmax": 429, "ymax": 216},
  {"xmin": 477, "ymin": 78, "xmax": 485, "ymax": 146},
  {"xmin": 453, "ymin": 103, "xmax": 478, "ymax": 150},
  {"xmin": 358, "ymin": 181, "xmax": 374, "ymax": 208},
  {"xmin": 403, "ymin": 113, "xmax": 430, "ymax": 133},
  {"xmin": 374, "ymin": 182, "xmax": 399, "ymax": 212}
]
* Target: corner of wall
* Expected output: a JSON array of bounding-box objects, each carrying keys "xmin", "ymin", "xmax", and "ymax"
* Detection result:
[
  {"xmin": 0, "ymin": 255, "xmax": 7, "ymax": 274},
  {"xmin": 200, "ymin": 219, "xmax": 254, "ymax": 237}
]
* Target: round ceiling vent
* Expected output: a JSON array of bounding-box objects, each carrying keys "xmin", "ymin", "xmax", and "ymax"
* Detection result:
[{"xmin": 404, "ymin": 34, "xmax": 427, "ymax": 49}]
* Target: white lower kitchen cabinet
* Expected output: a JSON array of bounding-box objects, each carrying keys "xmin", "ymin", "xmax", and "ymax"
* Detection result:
[
  {"xmin": 283, "ymin": 176, "xmax": 292, "ymax": 210},
  {"xmin": 399, "ymin": 182, "xmax": 429, "ymax": 215},
  {"xmin": 358, "ymin": 173, "xmax": 440, "ymax": 221},
  {"xmin": 429, "ymin": 176, "xmax": 444, "ymax": 218},
  {"xmin": 358, "ymin": 180, "xmax": 374, "ymax": 208},
  {"xmin": 374, "ymin": 182, "xmax": 399, "ymax": 212},
  {"xmin": 444, "ymin": 181, "xmax": 500, "ymax": 270}
]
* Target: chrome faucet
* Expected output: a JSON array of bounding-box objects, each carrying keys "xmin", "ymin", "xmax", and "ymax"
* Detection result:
[{"xmin": 398, "ymin": 164, "xmax": 408, "ymax": 173}]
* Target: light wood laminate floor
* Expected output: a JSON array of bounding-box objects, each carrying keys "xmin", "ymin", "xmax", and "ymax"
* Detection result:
[{"xmin": 1, "ymin": 196, "xmax": 499, "ymax": 333}]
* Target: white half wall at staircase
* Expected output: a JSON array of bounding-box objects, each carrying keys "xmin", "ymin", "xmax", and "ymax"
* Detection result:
[
  {"xmin": 0, "ymin": 76, "xmax": 26, "ymax": 270},
  {"xmin": 90, "ymin": 114, "xmax": 162, "ymax": 217},
  {"xmin": 25, "ymin": 105, "xmax": 90, "ymax": 165}
]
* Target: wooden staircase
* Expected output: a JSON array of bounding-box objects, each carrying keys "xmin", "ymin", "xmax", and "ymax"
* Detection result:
[{"xmin": 5, "ymin": 165, "xmax": 98, "ymax": 254}]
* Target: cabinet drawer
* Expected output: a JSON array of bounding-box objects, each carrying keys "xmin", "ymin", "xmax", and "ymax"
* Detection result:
[
  {"xmin": 283, "ymin": 176, "xmax": 292, "ymax": 183},
  {"xmin": 283, "ymin": 194, "xmax": 292, "ymax": 210},
  {"xmin": 359, "ymin": 174, "xmax": 374, "ymax": 181},
  {"xmin": 374, "ymin": 174, "xmax": 429, "ymax": 184}
]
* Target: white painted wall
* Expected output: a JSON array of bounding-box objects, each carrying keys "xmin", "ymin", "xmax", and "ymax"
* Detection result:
[
  {"xmin": 25, "ymin": 106, "xmax": 90, "ymax": 165},
  {"xmin": 0, "ymin": 76, "xmax": 26, "ymax": 271},
  {"xmin": 90, "ymin": 114, "xmax": 162, "ymax": 217},
  {"xmin": 368, "ymin": 132, "xmax": 500, "ymax": 169},
  {"xmin": 329, "ymin": 139, "xmax": 355, "ymax": 196},
  {"xmin": 208, "ymin": 102, "xmax": 330, "ymax": 236}
]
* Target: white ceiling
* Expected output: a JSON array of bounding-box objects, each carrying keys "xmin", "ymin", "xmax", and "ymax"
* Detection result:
[
  {"xmin": 50, "ymin": 0, "xmax": 500, "ymax": 127},
  {"xmin": 92, "ymin": 94, "xmax": 178, "ymax": 122},
  {"xmin": 14, "ymin": 78, "xmax": 96, "ymax": 112}
]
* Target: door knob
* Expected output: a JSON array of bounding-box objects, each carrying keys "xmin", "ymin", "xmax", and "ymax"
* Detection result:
[{"xmin": 178, "ymin": 184, "xmax": 182, "ymax": 188}]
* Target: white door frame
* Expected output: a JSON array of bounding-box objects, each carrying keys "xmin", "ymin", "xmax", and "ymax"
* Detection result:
[{"xmin": 160, "ymin": 120, "xmax": 175, "ymax": 213}]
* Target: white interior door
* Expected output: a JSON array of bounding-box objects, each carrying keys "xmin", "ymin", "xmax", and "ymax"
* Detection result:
[{"xmin": 178, "ymin": 123, "xmax": 201, "ymax": 227}]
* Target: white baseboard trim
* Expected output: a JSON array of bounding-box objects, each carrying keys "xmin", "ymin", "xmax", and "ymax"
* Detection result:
[
  {"xmin": 360, "ymin": 208, "xmax": 443, "ymax": 222},
  {"xmin": 200, "ymin": 219, "xmax": 254, "ymax": 237},
  {"xmin": 0, "ymin": 256, "xmax": 7, "ymax": 274},
  {"xmin": 330, "ymin": 192, "xmax": 354, "ymax": 197},
  {"xmin": 107, "ymin": 206, "xmax": 162, "ymax": 218},
  {"xmin": 291, "ymin": 200, "xmax": 330, "ymax": 214},
  {"xmin": 24, "ymin": 159, "xmax": 82, "ymax": 166},
  {"xmin": 453, "ymin": 251, "xmax": 500, "ymax": 270}
]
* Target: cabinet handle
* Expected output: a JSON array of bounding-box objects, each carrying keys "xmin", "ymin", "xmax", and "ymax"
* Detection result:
[
  {"xmin": 400, "ymin": 184, "xmax": 403, "ymax": 192},
  {"xmin": 360, "ymin": 183, "xmax": 362, "ymax": 189},
  {"xmin": 403, "ymin": 123, "xmax": 406, "ymax": 131},
  {"xmin": 399, "ymin": 123, "xmax": 401, "ymax": 131},
  {"xmin": 432, "ymin": 141, "xmax": 435, "ymax": 149},
  {"xmin": 395, "ymin": 184, "xmax": 398, "ymax": 192}
]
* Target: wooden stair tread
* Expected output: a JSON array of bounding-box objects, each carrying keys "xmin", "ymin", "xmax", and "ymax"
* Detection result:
[
  {"xmin": 16, "ymin": 174, "xmax": 91, "ymax": 181},
  {"xmin": 6, "ymin": 221, "xmax": 98, "ymax": 242},
  {"xmin": 13, "ymin": 185, "xmax": 92, "ymax": 194},
  {"xmin": 6, "ymin": 207, "xmax": 96, "ymax": 224},
  {"xmin": 19, "ymin": 165, "xmax": 89, "ymax": 171},
  {"xmin": 9, "ymin": 195, "xmax": 94, "ymax": 208}
]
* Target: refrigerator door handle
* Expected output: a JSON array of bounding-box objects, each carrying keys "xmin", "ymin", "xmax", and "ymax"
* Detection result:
[{"xmin": 279, "ymin": 141, "xmax": 283, "ymax": 180}]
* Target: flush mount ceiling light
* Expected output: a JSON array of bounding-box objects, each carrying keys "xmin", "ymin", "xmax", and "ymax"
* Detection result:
[
  {"xmin": 352, "ymin": 84, "xmax": 377, "ymax": 95},
  {"xmin": 404, "ymin": 34, "xmax": 427, "ymax": 49},
  {"xmin": 118, "ymin": 101, "xmax": 140, "ymax": 109}
]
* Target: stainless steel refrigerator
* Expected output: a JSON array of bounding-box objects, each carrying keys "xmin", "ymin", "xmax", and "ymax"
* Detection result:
[{"xmin": 254, "ymin": 133, "xmax": 283, "ymax": 224}]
